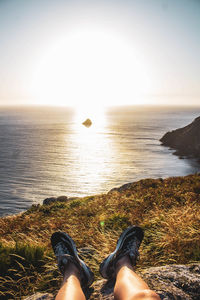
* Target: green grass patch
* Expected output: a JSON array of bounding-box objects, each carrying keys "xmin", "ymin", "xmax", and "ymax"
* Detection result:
[{"xmin": 103, "ymin": 213, "xmax": 131, "ymax": 231}]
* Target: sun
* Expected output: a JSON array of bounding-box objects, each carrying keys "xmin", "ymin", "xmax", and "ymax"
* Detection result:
[{"xmin": 31, "ymin": 27, "xmax": 152, "ymax": 108}]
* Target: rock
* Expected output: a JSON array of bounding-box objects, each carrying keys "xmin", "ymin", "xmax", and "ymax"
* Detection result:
[
  {"xmin": 43, "ymin": 196, "xmax": 68, "ymax": 205},
  {"xmin": 92, "ymin": 279, "xmax": 114, "ymax": 300},
  {"xmin": 25, "ymin": 264, "xmax": 200, "ymax": 299},
  {"xmin": 24, "ymin": 293, "xmax": 53, "ymax": 300},
  {"xmin": 56, "ymin": 196, "xmax": 68, "ymax": 202},
  {"xmin": 160, "ymin": 116, "xmax": 200, "ymax": 159},
  {"xmin": 140, "ymin": 263, "xmax": 200, "ymax": 300},
  {"xmin": 43, "ymin": 197, "xmax": 57, "ymax": 205},
  {"xmin": 108, "ymin": 178, "xmax": 164, "ymax": 194},
  {"xmin": 82, "ymin": 118, "xmax": 92, "ymax": 127},
  {"xmin": 90, "ymin": 263, "xmax": 200, "ymax": 299}
]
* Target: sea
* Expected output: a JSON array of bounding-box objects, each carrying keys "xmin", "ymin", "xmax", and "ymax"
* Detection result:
[{"xmin": 0, "ymin": 105, "xmax": 200, "ymax": 217}]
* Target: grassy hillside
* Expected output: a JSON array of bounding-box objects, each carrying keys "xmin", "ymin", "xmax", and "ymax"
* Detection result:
[{"xmin": 0, "ymin": 174, "xmax": 200, "ymax": 298}]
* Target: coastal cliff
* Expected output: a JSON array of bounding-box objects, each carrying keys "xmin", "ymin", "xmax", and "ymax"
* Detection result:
[
  {"xmin": 160, "ymin": 116, "xmax": 200, "ymax": 159},
  {"xmin": 0, "ymin": 174, "xmax": 200, "ymax": 299}
]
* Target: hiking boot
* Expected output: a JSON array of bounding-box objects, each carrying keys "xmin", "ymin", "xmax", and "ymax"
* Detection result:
[
  {"xmin": 51, "ymin": 231, "xmax": 94, "ymax": 287},
  {"xmin": 99, "ymin": 226, "xmax": 144, "ymax": 279}
]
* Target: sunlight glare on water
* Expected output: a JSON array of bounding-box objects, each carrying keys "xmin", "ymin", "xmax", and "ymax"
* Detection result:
[{"xmin": 70, "ymin": 106, "xmax": 114, "ymax": 192}]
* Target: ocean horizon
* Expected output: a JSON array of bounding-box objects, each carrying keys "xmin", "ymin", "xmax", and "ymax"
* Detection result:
[{"xmin": 0, "ymin": 105, "xmax": 200, "ymax": 217}]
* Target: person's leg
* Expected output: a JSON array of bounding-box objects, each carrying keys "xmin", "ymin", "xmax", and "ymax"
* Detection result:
[
  {"xmin": 114, "ymin": 256, "xmax": 160, "ymax": 300},
  {"xmin": 99, "ymin": 226, "xmax": 160, "ymax": 300},
  {"xmin": 51, "ymin": 231, "xmax": 94, "ymax": 300},
  {"xmin": 55, "ymin": 261, "xmax": 86, "ymax": 300}
]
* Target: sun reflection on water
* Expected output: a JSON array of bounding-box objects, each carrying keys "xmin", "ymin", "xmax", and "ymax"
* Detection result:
[{"xmin": 69, "ymin": 107, "xmax": 114, "ymax": 194}]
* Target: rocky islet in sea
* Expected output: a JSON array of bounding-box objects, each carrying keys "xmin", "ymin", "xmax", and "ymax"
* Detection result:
[{"xmin": 82, "ymin": 118, "xmax": 92, "ymax": 127}]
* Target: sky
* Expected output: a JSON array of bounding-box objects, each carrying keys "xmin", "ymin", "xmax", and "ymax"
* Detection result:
[{"xmin": 0, "ymin": 0, "xmax": 200, "ymax": 107}]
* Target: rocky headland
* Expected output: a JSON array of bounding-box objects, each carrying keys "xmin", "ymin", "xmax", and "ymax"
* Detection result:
[
  {"xmin": 160, "ymin": 116, "xmax": 200, "ymax": 159},
  {"xmin": 0, "ymin": 174, "xmax": 200, "ymax": 299}
]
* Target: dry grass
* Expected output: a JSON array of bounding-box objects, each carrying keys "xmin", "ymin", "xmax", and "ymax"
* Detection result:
[{"xmin": 0, "ymin": 174, "xmax": 200, "ymax": 298}]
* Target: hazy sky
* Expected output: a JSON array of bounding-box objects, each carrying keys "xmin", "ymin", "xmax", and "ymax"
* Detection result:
[{"xmin": 0, "ymin": 0, "xmax": 200, "ymax": 106}]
